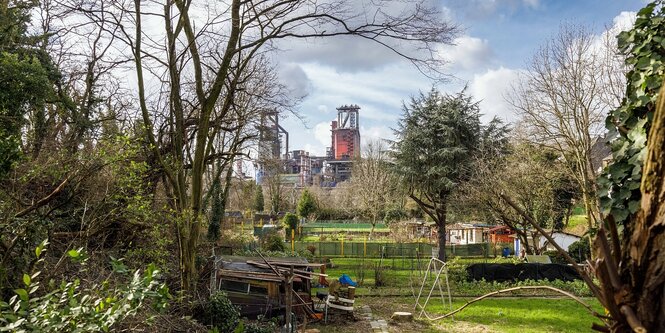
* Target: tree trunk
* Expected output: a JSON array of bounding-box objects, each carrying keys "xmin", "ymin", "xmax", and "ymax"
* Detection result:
[
  {"xmin": 617, "ymin": 83, "xmax": 665, "ymax": 332},
  {"xmin": 437, "ymin": 205, "xmax": 447, "ymax": 262},
  {"xmin": 437, "ymin": 222, "xmax": 446, "ymax": 262}
]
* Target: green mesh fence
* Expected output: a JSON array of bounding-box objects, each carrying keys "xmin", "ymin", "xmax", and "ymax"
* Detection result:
[{"xmin": 294, "ymin": 241, "xmax": 492, "ymax": 258}]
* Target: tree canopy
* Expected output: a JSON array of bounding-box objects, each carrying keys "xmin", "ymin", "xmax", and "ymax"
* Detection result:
[{"xmin": 392, "ymin": 88, "xmax": 490, "ymax": 260}]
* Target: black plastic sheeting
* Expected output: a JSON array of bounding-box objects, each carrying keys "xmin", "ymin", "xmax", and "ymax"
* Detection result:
[{"xmin": 466, "ymin": 263, "xmax": 582, "ymax": 282}]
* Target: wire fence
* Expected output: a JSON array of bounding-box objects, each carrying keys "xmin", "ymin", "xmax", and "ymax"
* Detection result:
[{"xmin": 294, "ymin": 241, "xmax": 493, "ymax": 258}]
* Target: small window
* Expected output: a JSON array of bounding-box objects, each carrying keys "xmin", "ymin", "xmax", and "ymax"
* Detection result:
[
  {"xmin": 250, "ymin": 285, "xmax": 268, "ymax": 295},
  {"xmin": 221, "ymin": 280, "xmax": 249, "ymax": 293}
]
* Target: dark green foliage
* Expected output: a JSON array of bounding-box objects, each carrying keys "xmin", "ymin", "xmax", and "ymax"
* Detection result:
[
  {"xmin": 0, "ymin": 53, "xmax": 50, "ymax": 178},
  {"xmin": 207, "ymin": 180, "xmax": 223, "ymax": 241},
  {"xmin": 204, "ymin": 291, "xmax": 240, "ymax": 333},
  {"xmin": 0, "ymin": 242, "xmax": 170, "ymax": 332},
  {"xmin": 392, "ymin": 88, "xmax": 481, "ymax": 197},
  {"xmin": 391, "ymin": 88, "xmax": 506, "ymax": 260},
  {"xmin": 0, "ymin": 1, "xmax": 61, "ymax": 178},
  {"xmin": 253, "ymin": 186, "xmax": 264, "ymax": 212},
  {"xmin": 568, "ymin": 238, "xmax": 591, "ymax": 263},
  {"xmin": 296, "ymin": 189, "xmax": 317, "ymax": 219},
  {"xmin": 383, "ymin": 208, "xmax": 408, "ymax": 224},
  {"xmin": 543, "ymin": 250, "xmax": 569, "ymax": 264},
  {"xmin": 600, "ymin": 1, "xmax": 665, "ymax": 225},
  {"xmin": 263, "ymin": 232, "xmax": 286, "ymax": 252},
  {"xmin": 282, "ymin": 212, "xmax": 299, "ymax": 235}
]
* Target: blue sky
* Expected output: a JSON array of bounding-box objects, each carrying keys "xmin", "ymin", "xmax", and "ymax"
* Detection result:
[{"xmin": 276, "ymin": 0, "xmax": 646, "ymax": 157}]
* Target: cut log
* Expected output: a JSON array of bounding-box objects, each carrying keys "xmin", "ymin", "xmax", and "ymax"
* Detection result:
[{"xmin": 391, "ymin": 312, "xmax": 413, "ymax": 322}]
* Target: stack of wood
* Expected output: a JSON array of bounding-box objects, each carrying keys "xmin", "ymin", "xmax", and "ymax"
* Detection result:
[{"xmin": 245, "ymin": 260, "xmax": 327, "ymax": 280}]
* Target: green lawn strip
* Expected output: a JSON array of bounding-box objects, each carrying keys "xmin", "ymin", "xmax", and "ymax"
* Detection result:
[
  {"xmin": 315, "ymin": 257, "xmax": 591, "ymax": 297},
  {"xmin": 312, "ymin": 296, "xmax": 605, "ymax": 333},
  {"xmin": 565, "ymin": 215, "xmax": 589, "ymax": 236},
  {"xmin": 418, "ymin": 297, "xmax": 604, "ymax": 333}
]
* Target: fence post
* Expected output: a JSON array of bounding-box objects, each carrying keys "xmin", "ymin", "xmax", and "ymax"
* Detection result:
[
  {"xmin": 341, "ymin": 237, "xmax": 344, "ymax": 257},
  {"xmin": 364, "ymin": 236, "xmax": 367, "ymax": 257},
  {"xmin": 291, "ymin": 228, "xmax": 295, "ymax": 255}
]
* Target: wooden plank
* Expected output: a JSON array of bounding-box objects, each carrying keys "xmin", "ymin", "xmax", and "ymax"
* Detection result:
[
  {"xmin": 266, "ymin": 260, "xmax": 325, "ymax": 267},
  {"xmin": 246, "ymin": 261, "xmax": 328, "ymax": 277}
]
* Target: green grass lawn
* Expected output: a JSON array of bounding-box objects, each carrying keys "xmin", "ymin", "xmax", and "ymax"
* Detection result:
[
  {"xmin": 565, "ymin": 214, "xmax": 588, "ymax": 236},
  {"xmin": 310, "ymin": 296, "xmax": 604, "ymax": 333},
  {"xmin": 406, "ymin": 297, "xmax": 604, "ymax": 333},
  {"xmin": 311, "ymin": 257, "xmax": 591, "ymax": 298}
]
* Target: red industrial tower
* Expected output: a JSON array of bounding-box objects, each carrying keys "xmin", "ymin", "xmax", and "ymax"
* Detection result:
[{"xmin": 330, "ymin": 105, "xmax": 360, "ymax": 160}]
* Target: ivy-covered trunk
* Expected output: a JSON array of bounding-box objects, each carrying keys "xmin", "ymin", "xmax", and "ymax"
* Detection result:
[{"xmin": 616, "ymin": 82, "xmax": 665, "ymax": 332}]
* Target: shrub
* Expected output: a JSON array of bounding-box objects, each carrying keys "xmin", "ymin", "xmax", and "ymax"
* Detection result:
[
  {"xmin": 543, "ymin": 250, "xmax": 568, "ymax": 264},
  {"xmin": 383, "ymin": 208, "xmax": 407, "ymax": 224},
  {"xmin": 263, "ymin": 232, "xmax": 286, "ymax": 252},
  {"xmin": 568, "ymin": 238, "xmax": 590, "ymax": 263},
  {"xmin": 0, "ymin": 241, "xmax": 170, "ymax": 332},
  {"xmin": 282, "ymin": 212, "xmax": 299, "ymax": 236},
  {"xmin": 374, "ymin": 264, "xmax": 387, "ymax": 287},
  {"xmin": 296, "ymin": 189, "xmax": 317, "ymax": 219},
  {"xmin": 445, "ymin": 257, "xmax": 468, "ymax": 284},
  {"xmin": 204, "ymin": 291, "xmax": 240, "ymax": 332},
  {"xmin": 306, "ymin": 245, "xmax": 317, "ymax": 255}
]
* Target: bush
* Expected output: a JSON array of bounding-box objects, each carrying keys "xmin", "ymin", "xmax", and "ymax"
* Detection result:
[
  {"xmin": 0, "ymin": 242, "xmax": 170, "ymax": 332},
  {"xmin": 306, "ymin": 245, "xmax": 317, "ymax": 255},
  {"xmin": 204, "ymin": 291, "xmax": 240, "ymax": 332},
  {"xmin": 383, "ymin": 208, "xmax": 408, "ymax": 224},
  {"xmin": 374, "ymin": 264, "xmax": 387, "ymax": 287},
  {"xmin": 445, "ymin": 257, "xmax": 468, "ymax": 284},
  {"xmin": 282, "ymin": 212, "xmax": 299, "ymax": 236},
  {"xmin": 263, "ymin": 232, "xmax": 286, "ymax": 252},
  {"xmin": 543, "ymin": 250, "xmax": 568, "ymax": 264},
  {"xmin": 568, "ymin": 238, "xmax": 590, "ymax": 263}
]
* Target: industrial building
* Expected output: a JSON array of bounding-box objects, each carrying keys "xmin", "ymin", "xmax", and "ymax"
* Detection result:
[{"xmin": 255, "ymin": 104, "xmax": 362, "ymax": 187}]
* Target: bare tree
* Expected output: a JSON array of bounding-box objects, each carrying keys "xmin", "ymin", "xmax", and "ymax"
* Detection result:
[
  {"xmin": 350, "ymin": 139, "xmax": 399, "ymax": 237},
  {"xmin": 508, "ymin": 24, "xmax": 622, "ymax": 232},
  {"xmin": 59, "ymin": 0, "xmax": 458, "ymax": 291},
  {"xmin": 456, "ymin": 141, "xmax": 578, "ymax": 255}
]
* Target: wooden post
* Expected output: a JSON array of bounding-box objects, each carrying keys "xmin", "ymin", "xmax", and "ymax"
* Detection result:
[
  {"xmin": 291, "ymin": 228, "xmax": 295, "ymax": 255},
  {"xmin": 284, "ymin": 266, "xmax": 294, "ymax": 333},
  {"xmin": 364, "ymin": 236, "xmax": 367, "ymax": 257}
]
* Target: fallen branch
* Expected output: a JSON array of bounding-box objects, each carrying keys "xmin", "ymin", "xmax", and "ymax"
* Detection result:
[
  {"xmin": 499, "ymin": 194, "xmax": 603, "ymax": 299},
  {"xmin": 423, "ymin": 285, "xmax": 607, "ymax": 323},
  {"xmin": 15, "ymin": 175, "xmax": 71, "ymax": 218}
]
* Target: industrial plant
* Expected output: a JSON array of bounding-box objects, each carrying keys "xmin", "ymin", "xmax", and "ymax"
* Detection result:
[{"xmin": 255, "ymin": 104, "xmax": 361, "ymax": 187}]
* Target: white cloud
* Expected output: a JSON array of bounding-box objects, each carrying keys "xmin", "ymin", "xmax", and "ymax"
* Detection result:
[
  {"xmin": 313, "ymin": 122, "xmax": 331, "ymax": 148},
  {"xmin": 277, "ymin": 35, "xmax": 403, "ymax": 72},
  {"xmin": 279, "ymin": 63, "xmax": 311, "ymax": 99},
  {"xmin": 469, "ymin": 67, "xmax": 521, "ymax": 122},
  {"xmin": 303, "ymin": 143, "xmax": 326, "ymax": 156},
  {"xmin": 360, "ymin": 125, "xmax": 395, "ymax": 143},
  {"xmin": 441, "ymin": 36, "xmax": 494, "ymax": 71},
  {"xmin": 612, "ymin": 11, "xmax": 637, "ymax": 32}
]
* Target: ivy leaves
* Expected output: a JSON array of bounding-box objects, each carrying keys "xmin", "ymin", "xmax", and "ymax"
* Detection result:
[{"xmin": 600, "ymin": 0, "xmax": 665, "ymax": 225}]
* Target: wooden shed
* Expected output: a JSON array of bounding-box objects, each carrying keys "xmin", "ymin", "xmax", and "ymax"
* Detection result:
[{"xmin": 211, "ymin": 255, "xmax": 323, "ymax": 319}]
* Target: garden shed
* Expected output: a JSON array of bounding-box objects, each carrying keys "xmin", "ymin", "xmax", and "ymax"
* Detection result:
[{"xmin": 211, "ymin": 255, "xmax": 323, "ymax": 318}]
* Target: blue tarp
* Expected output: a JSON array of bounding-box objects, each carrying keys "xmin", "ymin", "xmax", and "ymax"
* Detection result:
[{"xmin": 339, "ymin": 274, "xmax": 357, "ymax": 287}]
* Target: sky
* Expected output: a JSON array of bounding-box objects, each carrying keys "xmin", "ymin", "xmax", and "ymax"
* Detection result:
[{"xmin": 274, "ymin": 0, "xmax": 647, "ymax": 157}]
